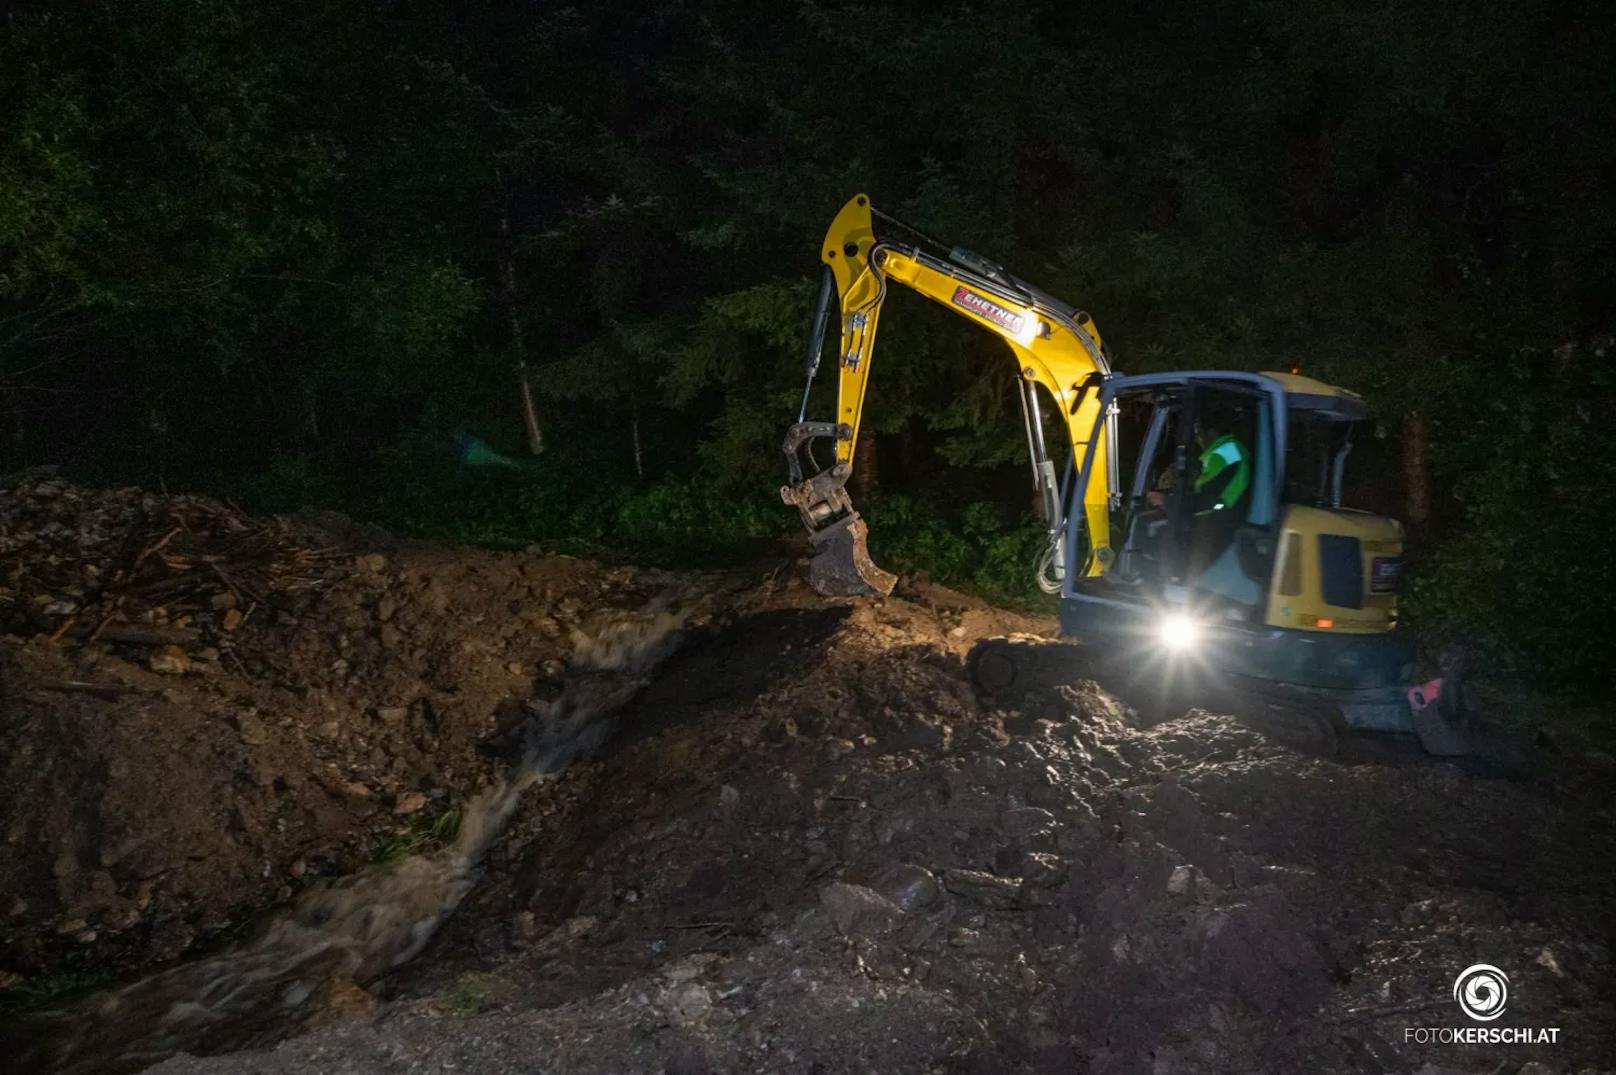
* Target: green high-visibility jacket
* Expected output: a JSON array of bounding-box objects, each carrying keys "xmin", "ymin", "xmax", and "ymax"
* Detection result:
[{"xmin": 1194, "ymin": 434, "xmax": 1250, "ymax": 511}]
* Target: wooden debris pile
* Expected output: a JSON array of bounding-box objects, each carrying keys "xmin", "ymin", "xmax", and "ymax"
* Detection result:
[{"xmin": 0, "ymin": 471, "xmax": 344, "ymax": 655}]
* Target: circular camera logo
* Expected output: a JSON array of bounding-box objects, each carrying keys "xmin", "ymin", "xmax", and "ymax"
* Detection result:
[{"xmin": 1453, "ymin": 964, "xmax": 1509, "ymax": 1021}]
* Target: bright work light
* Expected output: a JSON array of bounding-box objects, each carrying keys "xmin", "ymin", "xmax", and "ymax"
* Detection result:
[{"xmin": 1158, "ymin": 613, "xmax": 1199, "ymax": 651}]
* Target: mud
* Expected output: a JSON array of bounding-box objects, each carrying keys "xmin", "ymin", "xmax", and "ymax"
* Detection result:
[
  {"xmin": 13, "ymin": 611, "xmax": 695, "ymax": 1074},
  {"xmin": 3, "ymin": 480, "xmax": 1615, "ymax": 1073},
  {"xmin": 152, "ymin": 592, "xmax": 1616, "ymax": 1072},
  {"xmin": 0, "ymin": 476, "xmax": 662, "ymax": 982}
]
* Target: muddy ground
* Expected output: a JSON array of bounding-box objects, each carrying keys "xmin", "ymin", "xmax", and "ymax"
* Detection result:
[
  {"xmin": 3, "ymin": 478, "xmax": 1614, "ymax": 1073},
  {"xmin": 0, "ymin": 474, "xmax": 665, "ymax": 985}
]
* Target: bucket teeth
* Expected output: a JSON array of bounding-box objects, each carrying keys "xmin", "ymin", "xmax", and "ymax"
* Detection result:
[{"xmin": 807, "ymin": 513, "xmax": 897, "ymax": 597}]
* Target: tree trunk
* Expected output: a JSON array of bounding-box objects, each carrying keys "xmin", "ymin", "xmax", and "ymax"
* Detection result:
[
  {"xmin": 851, "ymin": 428, "xmax": 880, "ymax": 498},
  {"xmin": 630, "ymin": 391, "xmax": 644, "ymax": 479},
  {"xmin": 302, "ymin": 379, "xmax": 320, "ymax": 442},
  {"xmin": 5, "ymin": 390, "xmax": 23, "ymax": 450},
  {"xmin": 1402, "ymin": 411, "xmax": 1430, "ymax": 526},
  {"xmin": 497, "ymin": 190, "xmax": 543, "ymax": 456}
]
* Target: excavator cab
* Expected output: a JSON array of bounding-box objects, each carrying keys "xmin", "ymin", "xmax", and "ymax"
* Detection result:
[
  {"xmin": 1060, "ymin": 371, "xmax": 1434, "ymax": 732},
  {"xmin": 1101, "ymin": 374, "xmax": 1289, "ymax": 619}
]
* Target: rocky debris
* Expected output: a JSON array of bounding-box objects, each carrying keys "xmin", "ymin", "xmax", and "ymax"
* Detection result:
[
  {"xmin": 0, "ymin": 471, "xmax": 346, "ymax": 653},
  {"xmin": 942, "ymin": 868, "xmax": 1024, "ymax": 909},
  {"xmin": 367, "ymin": 585, "xmax": 1615, "ymax": 1075},
  {"xmin": 1000, "ymin": 805, "xmax": 1056, "ymax": 841},
  {"xmin": 657, "ymin": 981, "xmax": 713, "ymax": 1025},
  {"xmin": 818, "ymin": 882, "xmax": 903, "ymax": 938},
  {"xmin": 232, "ymin": 712, "xmax": 270, "ymax": 746},
  {"xmin": 147, "ymin": 645, "xmax": 190, "ymax": 675},
  {"xmin": 301, "ymin": 978, "xmax": 379, "ymax": 1029},
  {"xmin": 4, "ymin": 485, "xmax": 1616, "ymax": 1075},
  {"xmin": 0, "ymin": 477, "xmax": 660, "ymax": 991},
  {"xmin": 393, "ymin": 792, "xmax": 428, "ymax": 816},
  {"xmin": 870, "ymin": 864, "xmax": 941, "ymax": 913}
]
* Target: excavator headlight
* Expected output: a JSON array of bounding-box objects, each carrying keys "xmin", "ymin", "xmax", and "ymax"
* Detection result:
[{"xmin": 1158, "ymin": 613, "xmax": 1200, "ymax": 652}]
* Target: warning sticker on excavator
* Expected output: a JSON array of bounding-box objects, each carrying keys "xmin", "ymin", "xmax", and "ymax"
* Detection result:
[
  {"xmin": 952, "ymin": 287, "xmax": 1024, "ymax": 335},
  {"xmin": 1370, "ymin": 556, "xmax": 1403, "ymax": 594}
]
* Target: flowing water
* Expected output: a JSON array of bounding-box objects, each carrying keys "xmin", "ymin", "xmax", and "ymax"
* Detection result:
[{"xmin": 19, "ymin": 609, "xmax": 692, "ymax": 1074}]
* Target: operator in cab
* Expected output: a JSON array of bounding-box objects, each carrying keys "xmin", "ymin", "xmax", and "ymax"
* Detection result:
[{"xmin": 1146, "ymin": 430, "xmax": 1251, "ymax": 512}]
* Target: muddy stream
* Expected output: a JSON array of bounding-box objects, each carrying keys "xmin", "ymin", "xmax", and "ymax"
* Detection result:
[{"xmin": 18, "ymin": 612, "xmax": 690, "ymax": 1074}]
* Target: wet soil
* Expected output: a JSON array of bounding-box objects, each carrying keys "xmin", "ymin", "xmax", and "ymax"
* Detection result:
[
  {"xmin": 0, "ymin": 475, "xmax": 660, "ymax": 983},
  {"xmin": 3, "ymin": 479, "xmax": 1614, "ymax": 1073}
]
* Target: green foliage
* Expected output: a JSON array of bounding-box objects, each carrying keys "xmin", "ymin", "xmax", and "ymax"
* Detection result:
[
  {"xmin": 363, "ymin": 439, "xmax": 786, "ymax": 565},
  {"xmin": 3, "ymin": 0, "xmax": 1613, "ymax": 684},
  {"xmin": 1405, "ymin": 343, "xmax": 1616, "ymax": 686},
  {"xmin": 0, "ymin": 0, "xmax": 494, "ymax": 478},
  {"xmin": 864, "ymin": 497, "xmax": 1054, "ymax": 612},
  {"xmin": 442, "ymin": 971, "xmax": 515, "ymax": 1016},
  {"xmin": 371, "ymin": 803, "xmax": 462, "ymax": 865},
  {"xmin": 0, "ymin": 93, "xmax": 101, "ymax": 296}
]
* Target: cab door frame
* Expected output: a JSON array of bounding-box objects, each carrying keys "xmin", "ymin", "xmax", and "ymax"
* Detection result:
[{"xmin": 1063, "ymin": 371, "xmax": 1289, "ymax": 609}]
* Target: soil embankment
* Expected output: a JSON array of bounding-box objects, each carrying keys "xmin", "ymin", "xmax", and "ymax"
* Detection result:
[{"xmin": 2, "ymin": 476, "xmax": 1613, "ymax": 1073}]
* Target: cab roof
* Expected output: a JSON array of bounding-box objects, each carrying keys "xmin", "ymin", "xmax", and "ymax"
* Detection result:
[{"xmin": 1262, "ymin": 371, "xmax": 1370, "ymax": 420}]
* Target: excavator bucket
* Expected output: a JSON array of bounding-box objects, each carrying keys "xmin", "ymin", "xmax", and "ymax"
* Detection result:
[
  {"xmin": 805, "ymin": 513, "xmax": 897, "ymax": 597},
  {"xmin": 780, "ymin": 421, "xmax": 898, "ymax": 598}
]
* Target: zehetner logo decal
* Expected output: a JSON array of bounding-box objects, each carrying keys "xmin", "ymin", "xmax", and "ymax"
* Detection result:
[
  {"xmin": 950, "ymin": 287, "xmax": 1024, "ymax": 335},
  {"xmin": 1403, "ymin": 964, "xmax": 1561, "ymax": 1045}
]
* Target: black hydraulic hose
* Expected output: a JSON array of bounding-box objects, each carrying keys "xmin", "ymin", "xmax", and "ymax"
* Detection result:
[
  {"xmin": 798, "ymin": 266, "xmax": 836, "ymax": 423},
  {"xmin": 869, "ymin": 205, "xmax": 950, "ymax": 255}
]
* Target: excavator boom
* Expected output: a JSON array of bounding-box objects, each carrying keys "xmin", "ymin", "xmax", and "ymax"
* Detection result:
[{"xmin": 781, "ymin": 194, "xmax": 1115, "ymax": 596}]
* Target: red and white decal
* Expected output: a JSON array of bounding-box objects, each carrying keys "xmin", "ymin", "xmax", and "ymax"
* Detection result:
[{"xmin": 951, "ymin": 286, "xmax": 1025, "ymax": 335}]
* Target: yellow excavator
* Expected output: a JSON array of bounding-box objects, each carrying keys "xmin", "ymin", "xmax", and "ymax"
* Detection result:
[{"xmin": 781, "ymin": 193, "xmax": 1469, "ymax": 754}]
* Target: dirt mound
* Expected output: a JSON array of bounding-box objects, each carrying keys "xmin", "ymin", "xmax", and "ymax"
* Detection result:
[
  {"xmin": 4, "ymin": 477, "xmax": 1614, "ymax": 1073},
  {"xmin": 0, "ymin": 471, "xmax": 350, "ymax": 645},
  {"xmin": 0, "ymin": 475, "xmax": 658, "ymax": 990},
  {"xmin": 151, "ymin": 583, "xmax": 1615, "ymax": 1074},
  {"xmin": 13, "ymin": 611, "xmax": 700, "ymax": 1075}
]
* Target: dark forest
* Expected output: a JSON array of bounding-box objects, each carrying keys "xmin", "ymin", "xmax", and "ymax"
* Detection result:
[{"xmin": 4, "ymin": 0, "xmax": 1612, "ymax": 679}]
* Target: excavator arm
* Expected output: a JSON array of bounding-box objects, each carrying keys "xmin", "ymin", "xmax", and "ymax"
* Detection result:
[{"xmin": 781, "ymin": 193, "xmax": 1116, "ymax": 596}]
